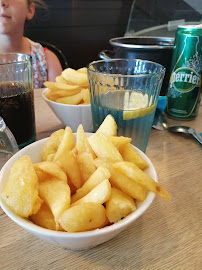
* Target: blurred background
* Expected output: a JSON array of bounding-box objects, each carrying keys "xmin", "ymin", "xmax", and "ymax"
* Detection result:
[
  {"xmin": 25, "ymin": 0, "xmax": 133, "ymax": 69},
  {"xmin": 24, "ymin": 0, "xmax": 202, "ymax": 69}
]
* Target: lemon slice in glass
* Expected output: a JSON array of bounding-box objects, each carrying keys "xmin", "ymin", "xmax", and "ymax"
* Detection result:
[{"xmin": 123, "ymin": 91, "xmax": 156, "ymax": 120}]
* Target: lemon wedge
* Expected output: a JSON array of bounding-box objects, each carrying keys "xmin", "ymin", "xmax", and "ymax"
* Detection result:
[{"xmin": 123, "ymin": 92, "xmax": 156, "ymax": 120}]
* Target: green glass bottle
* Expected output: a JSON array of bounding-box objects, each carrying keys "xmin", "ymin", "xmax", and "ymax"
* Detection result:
[{"xmin": 165, "ymin": 25, "xmax": 202, "ymax": 120}]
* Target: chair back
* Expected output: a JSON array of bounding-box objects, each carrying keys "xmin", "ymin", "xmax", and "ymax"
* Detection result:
[{"xmin": 38, "ymin": 41, "xmax": 68, "ymax": 70}]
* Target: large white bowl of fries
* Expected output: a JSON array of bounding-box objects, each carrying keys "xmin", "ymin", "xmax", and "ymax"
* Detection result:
[
  {"xmin": 0, "ymin": 115, "xmax": 170, "ymax": 250},
  {"xmin": 42, "ymin": 67, "xmax": 93, "ymax": 132}
]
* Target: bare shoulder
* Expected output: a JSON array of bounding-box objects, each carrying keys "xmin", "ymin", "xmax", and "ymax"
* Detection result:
[
  {"xmin": 44, "ymin": 49, "xmax": 63, "ymax": 81},
  {"xmin": 44, "ymin": 49, "xmax": 59, "ymax": 63}
]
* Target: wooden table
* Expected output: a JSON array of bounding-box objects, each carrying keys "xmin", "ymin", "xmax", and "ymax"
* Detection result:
[{"xmin": 0, "ymin": 89, "xmax": 201, "ymax": 270}]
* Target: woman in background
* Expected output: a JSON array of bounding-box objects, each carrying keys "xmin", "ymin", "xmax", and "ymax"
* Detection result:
[{"xmin": 0, "ymin": 0, "xmax": 63, "ymax": 88}]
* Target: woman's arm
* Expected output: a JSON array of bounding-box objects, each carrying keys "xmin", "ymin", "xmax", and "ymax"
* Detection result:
[{"xmin": 44, "ymin": 49, "xmax": 63, "ymax": 81}]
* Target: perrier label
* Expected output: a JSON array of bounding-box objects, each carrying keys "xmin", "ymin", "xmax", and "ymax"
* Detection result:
[{"xmin": 166, "ymin": 25, "xmax": 202, "ymax": 120}]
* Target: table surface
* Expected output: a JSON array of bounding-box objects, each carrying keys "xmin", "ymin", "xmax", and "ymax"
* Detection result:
[{"xmin": 0, "ymin": 89, "xmax": 201, "ymax": 270}]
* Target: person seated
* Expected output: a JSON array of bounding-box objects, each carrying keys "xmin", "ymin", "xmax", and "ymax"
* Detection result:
[{"xmin": 0, "ymin": 0, "xmax": 63, "ymax": 88}]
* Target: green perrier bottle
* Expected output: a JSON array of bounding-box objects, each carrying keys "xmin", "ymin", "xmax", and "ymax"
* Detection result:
[{"xmin": 165, "ymin": 25, "xmax": 202, "ymax": 120}]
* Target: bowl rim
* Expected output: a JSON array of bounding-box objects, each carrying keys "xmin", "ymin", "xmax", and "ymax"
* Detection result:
[
  {"xmin": 42, "ymin": 88, "xmax": 91, "ymax": 108},
  {"xmin": 0, "ymin": 134, "xmax": 157, "ymax": 239}
]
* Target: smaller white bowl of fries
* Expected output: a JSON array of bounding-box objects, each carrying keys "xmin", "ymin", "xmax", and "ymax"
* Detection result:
[
  {"xmin": 42, "ymin": 67, "xmax": 93, "ymax": 132},
  {"xmin": 0, "ymin": 115, "xmax": 170, "ymax": 250}
]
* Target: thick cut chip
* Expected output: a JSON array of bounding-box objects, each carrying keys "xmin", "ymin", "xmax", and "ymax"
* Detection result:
[
  {"xmin": 44, "ymin": 81, "xmax": 59, "ymax": 92},
  {"xmin": 96, "ymin": 115, "xmax": 117, "ymax": 136},
  {"xmin": 59, "ymin": 203, "xmax": 106, "ymax": 232},
  {"xmin": 44, "ymin": 81, "xmax": 81, "ymax": 92},
  {"xmin": 35, "ymin": 167, "xmax": 63, "ymax": 185},
  {"xmin": 54, "ymin": 82, "xmax": 81, "ymax": 91},
  {"xmin": 93, "ymin": 158, "xmax": 114, "ymax": 170},
  {"xmin": 54, "ymin": 126, "xmax": 75, "ymax": 161},
  {"xmin": 39, "ymin": 179, "xmax": 71, "ymax": 229},
  {"xmin": 56, "ymin": 150, "xmax": 82, "ymax": 189},
  {"xmin": 81, "ymin": 88, "xmax": 90, "ymax": 104},
  {"xmin": 31, "ymin": 202, "xmax": 57, "ymax": 230},
  {"xmin": 51, "ymin": 89, "xmax": 81, "ymax": 97},
  {"xmin": 109, "ymin": 166, "xmax": 147, "ymax": 201},
  {"xmin": 46, "ymin": 94, "xmax": 58, "ymax": 102},
  {"xmin": 88, "ymin": 133, "xmax": 123, "ymax": 162},
  {"xmin": 46, "ymin": 153, "xmax": 55, "ymax": 162},
  {"xmin": 77, "ymin": 152, "xmax": 96, "ymax": 183},
  {"xmin": 62, "ymin": 68, "xmax": 88, "ymax": 86},
  {"xmin": 71, "ymin": 166, "xmax": 110, "ymax": 203},
  {"xmin": 72, "ymin": 145, "xmax": 78, "ymax": 156},
  {"xmin": 76, "ymin": 124, "xmax": 96, "ymax": 158},
  {"xmin": 46, "ymin": 90, "xmax": 59, "ymax": 97},
  {"xmin": 35, "ymin": 169, "xmax": 52, "ymax": 182},
  {"xmin": 71, "ymin": 179, "xmax": 111, "ymax": 207},
  {"xmin": 41, "ymin": 129, "xmax": 65, "ymax": 161},
  {"xmin": 105, "ymin": 187, "xmax": 136, "ymax": 223},
  {"xmin": 45, "ymin": 89, "xmax": 59, "ymax": 102},
  {"xmin": 108, "ymin": 136, "xmax": 132, "ymax": 150},
  {"xmin": 32, "ymin": 196, "xmax": 43, "ymax": 215},
  {"xmin": 55, "ymin": 75, "xmax": 69, "ymax": 84},
  {"xmin": 66, "ymin": 177, "xmax": 77, "ymax": 195},
  {"xmin": 1, "ymin": 156, "xmax": 42, "ymax": 217},
  {"xmin": 77, "ymin": 67, "xmax": 87, "ymax": 74},
  {"xmin": 119, "ymin": 143, "xmax": 149, "ymax": 170},
  {"xmin": 34, "ymin": 161, "xmax": 67, "ymax": 183},
  {"xmin": 113, "ymin": 162, "xmax": 171, "ymax": 201},
  {"xmin": 56, "ymin": 91, "xmax": 83, "ymax": 105}
]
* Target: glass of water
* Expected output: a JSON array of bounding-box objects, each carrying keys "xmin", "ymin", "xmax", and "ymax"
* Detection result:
[{"xmin": 87, "ymin": 59, "xmax": 165, "ymax": 152}]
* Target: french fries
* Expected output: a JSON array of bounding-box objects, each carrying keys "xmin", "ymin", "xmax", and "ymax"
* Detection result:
[
  {"xmin": 31, "ymin": 202, "xmax": 59, "ymax": 231},
  {"xmin": 1, "ymin": 156, "xmax": 42, "ymax": 217},
  {"xmin": 105, "ymin": 187, "xmax": 136, "ymax": 223},
  {"xmin": 62, "ymin": 68, "xmax": 88, "ymax": 86},
  {"xmin": 77, "ymin": 152, "xmax": 97, "ymax": 183},
  {"xmin": 119, "ymin": 143, "xmax": 149, "ymax": 170},
  {"xmin": 109, "ymin": 166, "xmax": 147, "ymax": 201},
  {"xmin": 112, "ymin": 161, "xmax": 171, "ymax": 201},
  {"xmin": 41, "ymin": 129, "xmax": 65, "ymax": 161},
  {"xmin": 34, "ymin": 161, "xmax": 67, "ymax": 183},
  {"xmin": 88, "ymin": 133, "xmax": 123, "ymax": 162},
  {"xmin": 44, "ymin": 67, "xmax": 90, "ymax": 105},
  {"xmin": 55, "ymin": 150, "xmax": 82, "ymax": 189},
  {"xmin": 96, "ymin": 114, "xmax": 117, "ymax": 136},
  {"xmin": 1, "ymin": 114, "xmax": 171, "ymax": 233},
  {"xmin": 76, "ymin": 124, "xmax": 96, "ymax": 159},
  {"xmin": 38, "ymin": 179, "xmax": 71, "ymax": 229},
  {"xmin": 70, "ymin": 179, "xmax": 112, "ymax": 207},
  {"xmin": 53, "ymin": 126, "xmax": 75, "ymax": 161},
  {"xmin": 71, "ymin": 166, "xmax": 110, "ymax": 203},
  {"xmin": 59, "ymin": 203, "xmax": 107, "ymax": 232}
]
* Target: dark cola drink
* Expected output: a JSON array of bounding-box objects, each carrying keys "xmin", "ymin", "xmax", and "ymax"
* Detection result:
[{"xmin": 0, "ymin": 81, "xmax": 36, "ymax": 148}]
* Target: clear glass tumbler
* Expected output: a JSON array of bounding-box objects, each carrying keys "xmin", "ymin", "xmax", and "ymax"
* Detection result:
[
  {"xmin": 0, "ymin": 53, "xmax": 36, "ymax": 149},
  {"xmin": 87, "ymin": 59, "xmax": 165, "ymax": 152},
  {"xmin": 0, "ymin": 116, "xmax": 19, "ymax": 169}
]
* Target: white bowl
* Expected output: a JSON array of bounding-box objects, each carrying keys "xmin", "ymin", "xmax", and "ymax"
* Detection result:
[
  {"xmin": 0, "ymin": 134, "xmax": 157, "ymax": 250},
  {"xmin": 42, "ymin": 89, "xmax": 93, "ymax": 132}
]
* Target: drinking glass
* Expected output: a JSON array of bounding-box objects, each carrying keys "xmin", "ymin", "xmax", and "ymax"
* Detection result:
[
  {"xmin": 87, "ymin": 59, "xmax": 165, "ymax": 152},
  {"xmin": 0, "ymin": 116, "xmax": 19, "ymax": 169},
  {"xmin": 0, "ymin": 53, "xmax": 36, "ymax": 149}
]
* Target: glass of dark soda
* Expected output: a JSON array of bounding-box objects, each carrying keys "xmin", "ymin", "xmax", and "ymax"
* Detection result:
[{"xmin": 0, "ymin": 53, "xmax": 36, "ymax": 149}]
